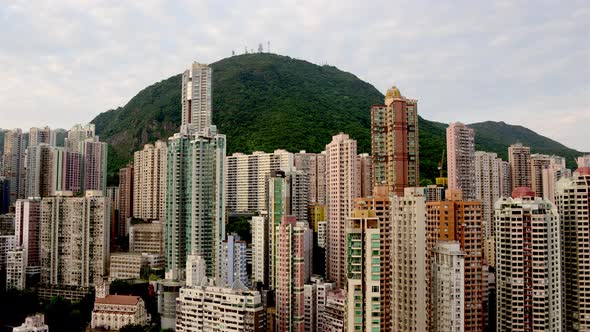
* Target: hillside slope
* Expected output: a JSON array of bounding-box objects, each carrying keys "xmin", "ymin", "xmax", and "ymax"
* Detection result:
[{"xmin": 91, "ymin": 53, "xmax": 582, "ymax": 183}]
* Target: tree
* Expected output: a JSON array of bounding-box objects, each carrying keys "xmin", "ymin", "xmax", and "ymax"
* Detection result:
[
  {"xmin": 121, "ymin": 323, "xmax": 148, "ymax": 332},
  {"xmin": 110, "ymin": 279, "xmax": 133, "ymax": 295}
]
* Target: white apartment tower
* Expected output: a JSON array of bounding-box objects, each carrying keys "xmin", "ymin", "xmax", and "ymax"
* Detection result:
[
  {"xmin": 325, "ymin": 133, "xmax": 358, "ymax": 289},
  {"xmin": 494, "ymin": 190, "xmax": 562, "ymax": 331},
  {"xmin": 447, "ymin": 122, "xmax": 476, "ymax": 201},
  {"xmin": 391, "ymin": 187, "xmax": 431, "ymax": 332},
  {"xmin": 40, "ymin": 191, "xmax": 110, "ymax": 287},
  {"xmin": 250, "ymin": 215, "xmax": 267, "ymax": 287},
  {"xmin": 181, "ymin": 62, "xmax": 212, "ymax": 132},
  {"xmin": 65, "ymin": 123, "xmax": 95, "ymax": 152},
  {"xmin": 6, "ymin": 247, "xmax": 26, "ymax": 290},
  {"xmin": 555, "ymin": 168, "xmax": 590, "ymax": 331},
  {"xmin": 133, "ymin": 141, "xmax": 167, "ymax": 221},
  {"xmin": 345, "ymin": 210, "xmax": 381, "ymax": 332},
  {"xmin": 430, "ymin": 241, "xmax": 464, "ymax": 332},
  {"xmin": 226, "ymin": 150, "xmax": 294, "ymax": 213}
]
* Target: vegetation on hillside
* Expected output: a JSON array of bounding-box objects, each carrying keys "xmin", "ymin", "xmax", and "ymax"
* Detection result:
[{"xmin": 91, "ymin": 53, "xmax": 582, "ymax": 184}]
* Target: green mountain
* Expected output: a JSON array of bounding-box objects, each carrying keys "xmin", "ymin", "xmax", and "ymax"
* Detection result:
[{"xmin": 91, "ymin": 53, "xmax": 583, "ymax": 184}]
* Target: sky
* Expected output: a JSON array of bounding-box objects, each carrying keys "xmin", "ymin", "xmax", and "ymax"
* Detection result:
[{"xmin": 0, "ymin": 0, "xmax": 589, "ymax": 151}]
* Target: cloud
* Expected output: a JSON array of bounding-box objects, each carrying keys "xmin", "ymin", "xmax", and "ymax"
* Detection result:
[{"xmin": 0, "ymin": 0, "xmax": 588, "ymax": 151}]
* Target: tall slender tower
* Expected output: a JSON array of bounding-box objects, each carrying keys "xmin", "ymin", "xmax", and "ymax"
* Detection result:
[
  {"xmin": 164, "ymin": 127, "xmax": 226, "ymax": 281},
  {"xmin": 555, "ymin": 167, "xmax": 590, "ymax": 331},
  {"xmin": 29, "ymin": 126, "xmax": 55, "ymax": 147},
  {"xmin": 325, "ymin": 133, "xmax": 357, "ymax": 288},
  {"xmin": 118, "ymin": 163, "xmax": 133, "ymax": 237},
  {"xmin": 371, "ymin": 86, "xmax": 419, "ymax": 196},
  {"xmin": 495, "ymin": 188, "xmax": 562, "ymax": 331},
  {"xmin": 447, "ymin": 122, "xmax": 476, "ymax": 201},
  {"xmin": 133, "ymin": 141, "xmax": 167, "ymax": 221},
  {"xmin": 508, "ymin": 144, "xmax": 532, "ymax": 190},
  {"xmin": 345, "ymin": 209, "xmax": 381, "ymax": 332},
  {"xmin": 181, "ymin": 62, "xmax": 212, "ymax": 132},
  {"xmin": 275, "ymin": 216, "xmax": 311, "ymax": 332},
  {"xmin": 80, "ymin": 137, "xmax": 108, "ymax": 193},
  {"xmin": 2, "ymin": 128, "xmax": 26, "ymax": 205},
  {"xmin": 391, "ymin": 187, "xmax": 432, "ymax": 332},
  {"xmin": 25, "ymin": 143, "xmax": 53, "ymax": 198}
]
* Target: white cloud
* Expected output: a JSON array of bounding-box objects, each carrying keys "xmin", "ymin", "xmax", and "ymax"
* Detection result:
[{"xmin": 0, "ymin": 0, "xmax": 588, "ymax": 151}]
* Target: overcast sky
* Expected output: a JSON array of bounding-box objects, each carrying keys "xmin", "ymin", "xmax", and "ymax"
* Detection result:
[{"xmin": 1, "ymin": 0, "xmax": 588, "ymax": 151}]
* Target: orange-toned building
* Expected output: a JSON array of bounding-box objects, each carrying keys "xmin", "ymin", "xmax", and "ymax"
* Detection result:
[
  {"xmin": 426, "ymin": 190, "xmax": 485, "ymax": 332},
  {"xmin": 371, "ymin": 87, "xmax": 419, "ymax": 197}
]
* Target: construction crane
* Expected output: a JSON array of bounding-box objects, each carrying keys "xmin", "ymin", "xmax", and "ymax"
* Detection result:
[{"xmin": 436, "ymin": 148, "xmax": 448, "ymax": 187}]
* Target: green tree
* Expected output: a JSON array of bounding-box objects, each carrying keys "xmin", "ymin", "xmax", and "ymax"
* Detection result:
[{"xmin": 121, "ymin": 323, "xmax": 148, "ymax": 332}]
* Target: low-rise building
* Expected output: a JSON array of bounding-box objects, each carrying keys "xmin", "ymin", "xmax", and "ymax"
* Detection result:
[
  {"xmin": 109, "ymin": 252, "xmax": 146, "ymax": 280},
  {"xmin": 12, "ymin": 313, "xmax": 49, "ymax": 332}
]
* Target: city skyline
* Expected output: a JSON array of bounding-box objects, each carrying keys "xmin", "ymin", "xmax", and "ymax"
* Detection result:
[{"xmin": 0, "ymin": 1, "xmax": 588, "ymax": 151}]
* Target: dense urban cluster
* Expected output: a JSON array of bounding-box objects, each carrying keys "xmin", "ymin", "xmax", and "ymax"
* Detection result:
[{"xmin": 1, "ymin": 61, "xmax": 589, "ymax": 332}]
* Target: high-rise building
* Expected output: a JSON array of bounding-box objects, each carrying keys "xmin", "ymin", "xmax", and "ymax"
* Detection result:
[
  {"xmin": 133, "ymin": 141, "xmax": 167, "ymax": 221},
  {"xmin": 129, "ymin": 222, "xmax": 164, "ymax": 255},
  {"xmin": 220, "ymin": 234, "xmax": 248, "ymax": 287},
  {"xmin": 40, "ymin": 191, "xmax": 110, "ymax": 287},
  {"xmin": 176, "ymin": 256, "xmax": 266, "ymax": 331},
  {"xmin": 29, "ymin": 126, "xmax": 55, "ymax": 147},
  {"xmin": 371, "ymin": 86, "xmax": 419, "ymax": 196},
  {"xmin": 294, "ymin": 151, "xmax": 327, "ymax": 204},
  {"xmin": 165, "ymin": 127, "xmax": 226, "ymax": 281},
  {"xmin": 447, "ymin": 122, "xmax": 476, "ymax": 201},
  {"xmin": 325, "ymin": 133, "xmax": 358, "ymax": 288},
  {"xmin": 499, "ymin": 160, "xmax": 512, "ymax": 197},
  {"xmin": 25, "ymin": 143, "xmax": 53, "ymax": 198},
  {"xmin": 319, "ymin": 289, "xmax": 345, "ymax": 331},
  {"xmin": 275, "ymin": 216, "xmax": 312, "ymax": 331},
  {"xmin": 426, "ymin": 190, "xmax": 485, "ymax": 331},
  {"xmin": 2, "ymin": 128, "xmax": 26, "ymax": 205},
  {"xmin": 51, "ymin": 147, "xmax": 81, "ymax": 194},
  {"xmin": 555, "ymin": 167, "xmax": 590, "ymax": 331},
  {"xmin": 0, "ymin": 177, "xmax": 9, "ymax": 213},
  {"xmin": 345, "ymin": 209, "xmax": 381, "ymax": 332},
  {"xmin": 430, "ymin": 241, "xmax": 464, "ymax": 332},
  {"xmin": 354, "ymin": 186, "xmax": 392, "ymax": 330},
  {"xmin": 80, "ymin": 137, "xmax": 108, "ymax": 193},
  {"xmin": 391, "ymin": 187, "xmax": 432, "ymax": 332},
  {"xmin": 508, "ymin": 143, "xmax": 532, "ymax": 190},
  {"xmin": 530, "ymin": 153, "xmax": 569, "ymax": 202},
  {"xmin": 14, "ymin": 198, "xmax": 41, "ymax": 276},
  {"xmin": 250, "ymin": 215, "xmax": 267, "ymax": 287},
  {"xmin": 6, "ymin": 246, "xmax": 26, "ymax": 290},
  {"xmin": 425, "ymin": 184, "xmax": 445, "ymax": 202},
  {"xmin": 494, "ymin": 188, "xmax": 562, "ymax": 331},
  {"xmin": 303, "ymin": 282, "xmax": 317, "ymax": 332},
  {"xmin": 181, "ymin": 62, "xmax": 212, "ymax": 132},
  {"xmin": 474, "ymin": 151, "xmax": 504, "ymax": 238},
  {"xmin": 226, "ymin": 150, "xmax": 294, "ymax": 213},
  {"xmin": 118, "ymin": 163, "xmax": 133, "ymax": 237},
  {"xmin": 578, "ymin": 154, "xmax": 590, "ymax": 168},
  {"xmin": 357, "ymin": 153, "xmax": 372, "ymax": 198},
  {"xmin": 65, "ymin": 124, "xmax": 95, "ymax": 152}
]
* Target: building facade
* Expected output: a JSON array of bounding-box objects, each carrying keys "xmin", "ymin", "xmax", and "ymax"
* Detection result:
[
  {"xmin": 226, "ymin": 150, "xmax": 294, "ymax": 213},
  {"xmin": 118, "ymin": 163, "xmax": 133, "ymax": 237},
  {"xmin": 325, "ymin": 133, "xmax": 358, "ymax": 289},
  {"xmin": 508, "ymin": 144, "xmax": 532, "ymax": 190},
  {"xmin": 129, "ymin": 221, "xmax": 164, "ymax": 255},
  {"xmin": 345, "ymin": 210, "xmax": 381, "ymax": 332},
  {"xmin": 555, "ymin": 168, "xmax": 590, "ymax": 331},
  {"xmin": 133, "ymin": 141, "xmax": 167, "ymax": 221},
  {"xmin": 40, "ymin": 191, "xmax": 110, "ymax": 287},
  {"xmin": 447, "ymin": 122, "xmax": 476, "ymax": 201},
  {"xmin": 430, "ymin": 241, "xmax": 464, "ymax": 332},
  {"xmin": 494, "ymin": 189, "xmax": 562, "ymax": 331},
  {"xmin": 181, "ymin": 62, "xmax": 212, "ymax": 132},
  {"xmin": 220, "ymin": 234, "xmax": 248, "ymax": 287},
  {"xmin": 165, "ymin": 128, "xmax": 226, "ymax": 281},
  {"xmin": 371, "ymin": 86, "xmax": 419, "ymax": 196},
  {"xmin": 294, "ymin": 151, "xmax": 327, "ymax": 205},
  {"xmin": 14, "ymin": 198, "xmax": 41, "ymax": 276}
]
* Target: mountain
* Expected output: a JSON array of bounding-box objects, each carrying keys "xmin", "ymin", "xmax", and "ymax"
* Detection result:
[{"xmin": 91, "ymin": 53, "xmax": 582, "ymax": 184}]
